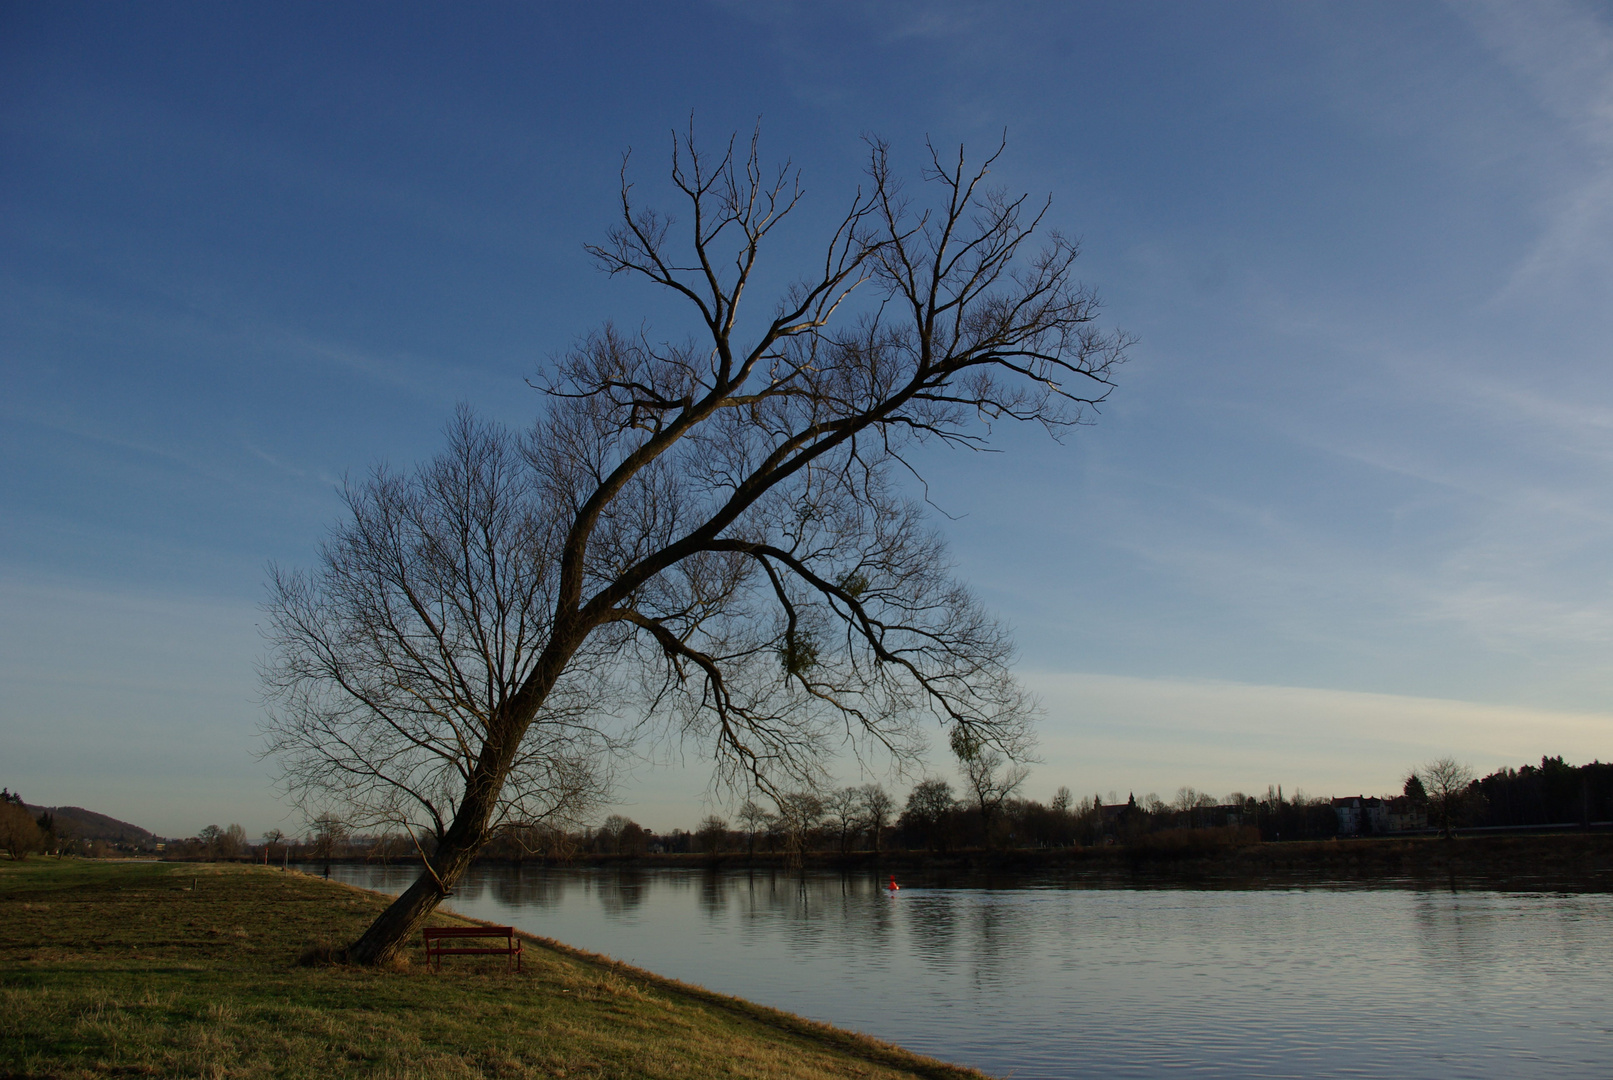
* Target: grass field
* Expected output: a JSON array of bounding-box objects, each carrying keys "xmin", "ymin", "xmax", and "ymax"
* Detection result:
[{"xmin": 1, "ymin": 859, "xmax": 988, "ymax": 1079}]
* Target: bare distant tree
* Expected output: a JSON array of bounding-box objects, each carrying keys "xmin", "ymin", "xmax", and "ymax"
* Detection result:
[
  {"xmin": 902, "ymin": 777, "xmax": 957, "ymax": 853},
  {"xmin": 958, "ymin": 737, "xmax": 1029, "ymax": 846},
  {"xmin": 196, "ymin": 823, "xmax": 246, "ymax": 860},
  {"xmin": 597, "ymin": 814, "xmax": 633, "ymax": 854},
  {"xmin": 696, "ymin": 814, "xmax": 729, "ymax": 854},
  {"xmin": 617, "ymin": 820, "xmax": 648, "ymax": 856},
  {"xmin": 1171, "ymin": 787, "xmax": 1217, "ymax": 827},
  {"xmin": 262, "ymin": 828, "xmax": 286, "ymax": 866},
  {"xmin": 1419, "ymin": 757, "xmax": 1475, "ymax": 838},
  {"xmin": 774, "ymin": 791, "xmax": 826, "ymax": 865},
  {"xmin": 310, "ymin": 813, "xmax": 347, "ymax": 873},
  {"xmin": 263, "ymin": 127, "xmax": 1128, "ymax": 964},
  {"xmin": 859, "ymin": 783, "xmax": 895, "ymax": 852},
  {"xmin": 826, "ymin": 787, "xmax": 863, "ymax": 854},
  {"xmin": 734, "ymin": 799, "xmax": 768, "ymax": 857}
]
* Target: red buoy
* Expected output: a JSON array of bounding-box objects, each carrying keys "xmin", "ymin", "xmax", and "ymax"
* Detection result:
[{"xmin": 887, "ymin": 875, "xmax": 900, "ymax": 891}]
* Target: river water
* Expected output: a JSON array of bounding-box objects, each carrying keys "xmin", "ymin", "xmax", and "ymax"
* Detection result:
[{"xmin": 331, "ymin": 864, "xmax": 1613, "ymax": 1079}]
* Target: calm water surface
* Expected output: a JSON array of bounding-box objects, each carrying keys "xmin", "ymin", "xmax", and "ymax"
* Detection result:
[{"xmin": 332, "ymin": 864, "xmax": 1613, "ymax": 1079}]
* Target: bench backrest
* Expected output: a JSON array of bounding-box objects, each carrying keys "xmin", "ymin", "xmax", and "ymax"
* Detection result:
[{"xmin": 424, "ymin": 926, "xmax": 514, "ymax": 939}]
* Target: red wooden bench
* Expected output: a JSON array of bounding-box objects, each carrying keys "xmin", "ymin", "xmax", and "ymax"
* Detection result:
[{"xmin": 422, "ymin": 925, "xmax": 522, "ymax": 972}]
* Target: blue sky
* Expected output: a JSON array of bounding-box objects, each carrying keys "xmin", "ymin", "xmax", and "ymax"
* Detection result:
[{"xmin": 4, "ymin": 1, "xmax": 1611, "ymax": 838}]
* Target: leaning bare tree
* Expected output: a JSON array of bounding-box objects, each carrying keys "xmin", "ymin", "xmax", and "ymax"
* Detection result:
[{"xmin": 263, "ymin": 128, "xmax": 1128, "ymax": 964}]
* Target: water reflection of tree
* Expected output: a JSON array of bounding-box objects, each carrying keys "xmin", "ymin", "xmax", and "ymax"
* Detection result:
[
  {"xmin": 595, "ymin": 868, "xmax": 648, "ymax": 919},
  {"xmin": 726, "ymin": 870, "xmax": 816, "ymax": 949},
  {"xmin": 1409, "ymin": 891, "xmax": 1512, "ymax": 984},
  {"xmin": 965, "ymin": 895, "xmax": 1027, "ymax": 989},
  {"xmin": 451, "ymin": 874, "xmax": 487, "ymax": 902},
  {"xmin": 906, "ymin": 894, "xmax": 959, "ymax": 967},
  {"xmin": 489, "ymin": 866, "xmax": 565, "ymax": 910},
  {"xmin": 861, "ymin": 874, "xmax": 897, "ymax": 946},
  {"xmin": 692, "ymin": 869, "xmax": 906, "ymax": 956},
  {"xmin": 1405, "ymin": 889, "xmax": 1609, "ymax": 1008},
  {"xmin": 699, "ymin": 868, "xmax": 728, "ymax": 919}
]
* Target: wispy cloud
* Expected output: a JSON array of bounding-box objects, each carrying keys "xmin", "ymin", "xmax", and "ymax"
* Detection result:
[
  {"xmin": 1454, "ymin": 1, "xmax": 1613, "ymax": 301},
  {"xmin": 1111, "ymin": 218, "xmax": 1613, "ymax": 693},
  {"xmin": 1, "ymin": 269, "xmax": 484, "ymax": 409}
]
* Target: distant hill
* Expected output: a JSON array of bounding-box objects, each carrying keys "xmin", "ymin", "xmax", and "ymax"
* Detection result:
[{"xmin": 26, "ymin": 804, "xmax": 154, "ymax": 844}]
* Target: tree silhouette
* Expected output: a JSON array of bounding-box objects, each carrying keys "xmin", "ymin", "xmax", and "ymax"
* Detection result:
[{"xmin": 263, "ymin": 128, "xmax": 1127, "ymax": 963}]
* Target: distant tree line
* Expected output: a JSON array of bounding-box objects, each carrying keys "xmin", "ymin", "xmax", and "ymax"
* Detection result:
[
  {"xmin": 133, "ymin": 754, "xmax": 1613, "ymax": 866},
  {"xmin": 542, "ymin": 752, "xmax": 1612, "ymax": 857},
  {"xmin": 455, "ymin": 779, "xmax": 1328, "ymax": 859},
  {"xmin": 15, "ymin": 754, "xmax": 1605, "ymax": 868},
  {"xmin": 1444, "ymin": 756, "xmax": 1612, "ymax": 833}
]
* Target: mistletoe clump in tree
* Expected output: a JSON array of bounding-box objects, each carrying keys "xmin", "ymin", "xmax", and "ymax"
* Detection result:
[{"xmin": 263, "ymin": 129, "xmax": 1129, "ymax": 964}]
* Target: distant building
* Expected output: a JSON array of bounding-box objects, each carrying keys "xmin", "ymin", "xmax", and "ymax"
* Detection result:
[
  {"xmin": 1095, "ymin": 795, "xmax": 1141, "ymax": 843},
  {"xmin": 1332, "ymin": 796, "xmax": 1389, "ymax": 836},
  {"xmin": 1100, "ymin": 795, "xmax": 1138, "ymax": 824},
  {"xmin": 1386, "ymin": 797, "xmax": 1428, "ymax": 832}
]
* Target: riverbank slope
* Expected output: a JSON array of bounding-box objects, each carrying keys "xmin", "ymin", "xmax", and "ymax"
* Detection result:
[{"xmin": 0, "ymin": 860, "xmax": 986, "ymax": 1080}]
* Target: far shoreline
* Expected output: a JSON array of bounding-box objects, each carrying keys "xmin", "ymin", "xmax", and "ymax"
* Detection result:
[{"xmin": 257, "ymin": 830, "xmax": 1613, "ymax": 893}]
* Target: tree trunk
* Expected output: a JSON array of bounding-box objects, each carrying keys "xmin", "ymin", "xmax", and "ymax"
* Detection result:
[
  {"xmin": 347, "ymin": 830, "xmax": 483, "ymax": 964},
  {"xmin": 345, "ymin": 743, "xmax": 517, "ymax": 963},
  {"xmin": 345, "ymin": 647, "xmax": 576, "ymax": 964}
]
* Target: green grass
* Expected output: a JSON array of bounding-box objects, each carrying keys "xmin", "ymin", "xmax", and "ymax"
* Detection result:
[{"xmin": 1, "ymin": 859, "xmax": 989, "ymax": 1079}]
